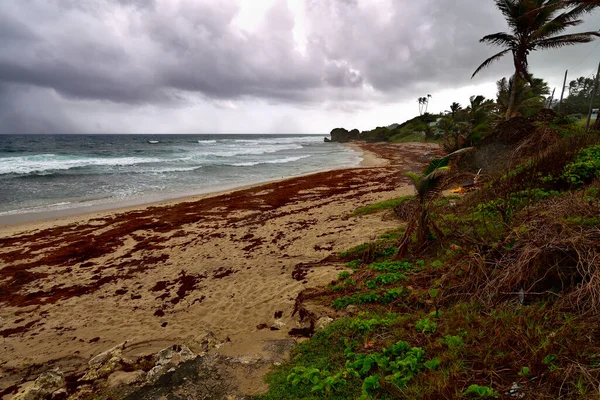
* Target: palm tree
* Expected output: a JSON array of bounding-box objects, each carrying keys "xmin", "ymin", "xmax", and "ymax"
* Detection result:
[
  {"xmin": 448, "ymin": 102, "xmax": 462, "ymax": 118},
  {"xmin": 463, "ymin": 95, "xmax": 496, "ymax": 144},
  {"xmin": 472, "ymin": 0, "xmax": 600, "ymax": 120},
  {"xmin": 497, "ymin": 76, "xmax": 550, "ymax": 118},
  {"xmin": 396, "ymin": 148, "xmax": 475, "ymax": 256},
  {"xmin": 418, "ymin": 96, "xmax": 431, "ymax": 115}
]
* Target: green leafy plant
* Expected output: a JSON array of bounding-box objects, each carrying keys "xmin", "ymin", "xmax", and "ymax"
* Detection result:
[
  {"xmin": 415, "ymin": 318, "xmax": 438, "ymax": 334},
  {"xmin": 423, "ymin": 357, "xmax": 441, "ymax": 370},
  {"xmin": 562, "ymin": 145, "xmax": 600, "ymax": 186},
  {"xmin": 543, "ymin": 354, "xmax": 558, "ymax": 365},
  {"xmin": 464, "ymin": 384, "xmax": 500, "ymax": 398},
  {"xmin": 345, "ymin": 259, "xmax": 363, "ymax": 269},
  {"xmin": 365, "ymin": 272, "xmax": 406, "ymax": 289},
  {"xmin": 287, "ymin": 366, "xmax": 321, "ymax": 386},
  {"xmin": 369, "ymin": 260, "xmax": 414, "ymax": 273},
  {"xmin": 338, "ymin": 271, "xmax": 351, "ymax": 280},
  {"xmin": 440, "ymin": 335, "xmax": 464, "ymax": 349},
  {"xmin": 518, "ymin": 366, "xmax": 531, "ymax": 377}
]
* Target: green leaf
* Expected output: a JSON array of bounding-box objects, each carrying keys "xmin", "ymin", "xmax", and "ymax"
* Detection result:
[{"xmin": 424, "ymin": 357, "xmax": 441, "ymax": 370}]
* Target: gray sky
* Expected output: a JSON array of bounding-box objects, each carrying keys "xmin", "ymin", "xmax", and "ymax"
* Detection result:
[{"xmin": 1, "ymin": 0, "xmax": 599, "ymax": 134}]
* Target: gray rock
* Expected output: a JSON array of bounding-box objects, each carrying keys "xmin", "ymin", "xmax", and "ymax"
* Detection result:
[
  {"xmin": 345, "ymin": 305, "xmax": 358, "ymax": 313},
  {"xmin": 315, "ymin": 316, "xmax": 334, "ymax": 331},
  {"xmin": 146, "ymin": 344, "xmax": 197, "ymax": 383},
  {"xmin": 13, "ymin": 370, "xmax": 64, "ymax": 400},
  {"xmin": 88, "ymin": 341, "xmax": 128, "ymax": 368},
  {"xmin": 81, "ymin": 341, "xmax": 132, "ymax": 381}
]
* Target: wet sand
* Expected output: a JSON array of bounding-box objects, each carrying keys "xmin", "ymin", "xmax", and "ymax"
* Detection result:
[{"xmin": 0, "ymin": 142, "xmax": 440, "ymax": 397}]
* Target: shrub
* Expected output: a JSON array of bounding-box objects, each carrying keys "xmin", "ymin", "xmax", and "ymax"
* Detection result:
[{"xmin": 562, "ymin": 145, "xmax": 600, "ymax": 186}]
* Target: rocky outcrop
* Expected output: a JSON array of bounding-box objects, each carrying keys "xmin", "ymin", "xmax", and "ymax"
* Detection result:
[
  {"xmin": 315, "ymin": 316, "xmax": 333, "ymax": 331},
  {"xmin": 329, "ymin": 128, "xmax": 360, "ymax": 143},
  {"xmin": 146, "ymin": 344, "xmax": 197, "ymax": 383},
  {"xmin": 81, "ymin": 341, "xmax": 132, "ymax": 381},
  {"xmin": 12, "ymin": 370, "xmax": 65, "ymax": 400},
  {"xmin": 191, "ymin": 330, "xmax": 225, "ymax": 354}
]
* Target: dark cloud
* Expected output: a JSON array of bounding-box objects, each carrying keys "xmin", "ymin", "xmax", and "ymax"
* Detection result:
[
  {"xmin": 0, "ymin": 83, "xmax": 78, "ymax": 134},
  {"xmin": 0, "ymin": 0, "xmax": 599, "ymax": 133}
]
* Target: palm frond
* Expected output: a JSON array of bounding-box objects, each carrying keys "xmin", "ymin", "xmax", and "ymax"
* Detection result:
[
  {"xmin": 421, "ymin": 167, "xmax": 452, "ymax": 203},
  {"xmin": 533, "ymin": 5, "xmax": 589, "ymax": 39},
  {"xmin": 472, "ymin": 49, "xmax": 511, "ymax": 78},
  {"xmin": 534, "ymin": 31, "xmax": 600, "ymax": 49},
  {"xmin": 558, "ymin": 1, "xmax": 600, "ymax": 13},
  {"xmin": 444, "ymin": 147, "xmax": 476, "ymax": 159},
  {"xmin": 423, "ymin": 166, "xmax": 451, "ymax": 182},
  {"xmin": 403, "ymin": 172, "xmax": 421, "ymax": 187},
  {"xmin": 480, "ymin": 32, "xmax": 518, "ymax": 47},
  {"xmin": 495, "ymin": 0, "xmax": 521, "ymax": 30}
]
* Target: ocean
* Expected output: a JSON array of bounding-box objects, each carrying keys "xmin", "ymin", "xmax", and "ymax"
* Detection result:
[{"xmin": 0, "ymin": 134, "xmax": 361, "ymax": 220}]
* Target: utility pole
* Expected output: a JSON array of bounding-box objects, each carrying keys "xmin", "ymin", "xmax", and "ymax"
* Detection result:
[
  {"xmin": 586, "ymin": 62, "xmax": 600, "ymax": 131},
  {"xmin": 558, "ymin": 69, "xmax": 568, "ymax": 113},
  {"xmin": 547, "ymin": 88, "xmax": 556, "ymax": 108}
]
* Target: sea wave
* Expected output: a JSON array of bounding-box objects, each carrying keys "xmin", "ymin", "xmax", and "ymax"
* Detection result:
[
  {"xmin": 0, "ymin": 201, "xmax": 74, "ymax": 216},
  {"xmin": 188, "ymin": 144, "xmax": 304, "ymax": 158},
  {"xmin": 227, "ymin": 155, "xmax": 311, "ymax": 167},
  {"xmin": 0, "ymin": 154, "xmax": 161, "ymax": 175},
  {"xmin": 197, "ymin": 140, "xmax": 217, "ymax": 144},
  {"xmin": 147, "ymin": 165, "xmax": 204, "ymax": 174},
  {"xmin": 227, "ymin": 136, "xmax": 322, "ymax": 145}
]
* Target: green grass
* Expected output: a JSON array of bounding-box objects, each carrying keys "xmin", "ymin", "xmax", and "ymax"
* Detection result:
[
  {"xmin": 339, "ymin": 229, "xmax": 405, "ymax": 263},
  {"xmin": 390, "ymin": 132, "xmax": 427, "ymax": 143},
  {"xmin": 352, "ymin": 195, "xmax": 414, "ymax": 216}
]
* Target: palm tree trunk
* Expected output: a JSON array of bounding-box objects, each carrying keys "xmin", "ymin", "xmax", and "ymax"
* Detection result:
[{"xmin": 506, "ymin": 72, "xmax": 518, "ymax": 120}]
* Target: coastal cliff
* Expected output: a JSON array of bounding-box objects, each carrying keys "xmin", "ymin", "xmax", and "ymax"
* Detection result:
[{"xmin": 328, "ymin": 128, "xmax": 361, "ymax": 143}]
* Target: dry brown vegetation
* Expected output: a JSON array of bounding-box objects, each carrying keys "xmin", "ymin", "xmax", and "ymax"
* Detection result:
[{"xmin": 264, "ymin": 110, "xmax": 600, "ymax": 399}]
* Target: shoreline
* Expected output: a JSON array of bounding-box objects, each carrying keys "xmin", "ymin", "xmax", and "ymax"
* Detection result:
[
  {"xmin": 0, "ymin": 143, "xmax": 384, "ymax": 231},
  {"xmin": 0, "ymin": 142, "xmax": 439, "ymax": 398}
]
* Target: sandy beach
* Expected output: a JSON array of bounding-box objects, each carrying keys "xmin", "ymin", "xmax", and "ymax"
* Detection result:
[{"xmin": 0, "ymin": 142, "xmax": 440, "ymax": 398}]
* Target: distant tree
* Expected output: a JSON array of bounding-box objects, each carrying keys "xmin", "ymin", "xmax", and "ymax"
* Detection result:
[
  {"xmin": 418, "ymin": 96, "xmax": 431, "ymax": 116},
  {"xmin": 496, "ymin": 76, "xmax": 550, "ymax": 118},
  {"xmin": 425, "ymin": 94, "xmax": 432, "ymax": 113},
  {"xmin": 438, "ymin": 117, "xmax": 461, "ymax": 152},
  {"xmin": 462, "ymin": 95, "xmax": 496, "ymax": 144},
  {"xmin": 561, "ymin": 75, "xmax": 599, "ymax": 115},
  {"xmin": 472, "ymin": 0, "xmax": 600, "ymax": 120},
  {"xmin": 418, "ymin": 97, "xmax": 425, "ymax": 115},
  {"xmin": 448, "ymin": 102, "xmax": 462, "ymax": 118}
]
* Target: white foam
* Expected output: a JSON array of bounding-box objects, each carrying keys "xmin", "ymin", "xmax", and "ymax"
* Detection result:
[
  {"xmin": 188, "ymin": 144, "xmax": 304, "ymax": 158},
  {"xmin": 227, "ymin": 136, "xmax": 322, "ymax": 145},
  {"xmin": 147, "ymin": 165, "xmax": 203, "ymax": 173},
  {"xmin": 0, "ymin": 154, "xmax": 161, "ymax": 175},
  {"xmin": 227, "ymin": 155, "xmax": 311, "ymax": 167}
]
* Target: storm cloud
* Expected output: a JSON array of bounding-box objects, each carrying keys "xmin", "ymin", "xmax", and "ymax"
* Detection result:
[{"xmin": 0, "ymin": 0, "xmax": 599, "ymax": 133}]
